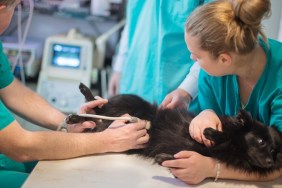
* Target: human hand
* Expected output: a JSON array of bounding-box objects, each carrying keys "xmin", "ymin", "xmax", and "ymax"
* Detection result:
[
  {"xmin": 67, "ymin": 97, "xmax": 108, "ymax": 133},
  {"xmin": 104, "ymin": 114, "xmax": 150, "ymax": 152},
  {"xmin": 160, "ymin": 88, "xmax": 191, "ymax": 109},
  {"xmin": 108, "ymin": 71, "xmax": 121, "ymax": 97},
  {"xmin": 161, "ymin": 151, "xmax": 216, "ymax": 185},
  {"xmin": 189, "ymin": 110, "xmax": 222, "ymax": 147}
]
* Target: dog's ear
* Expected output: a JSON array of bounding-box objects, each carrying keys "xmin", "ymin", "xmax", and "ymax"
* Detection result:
[
  {"xmin": 269, "ymin": 126, "xmax": 282, "ymax": 149},
  {"xmin": 236, "ymin": 109, "xmax": 253, "ymax": 127},
  {"xmin": 268, "ymin": 126, "xmax": 282, "ymax": 162}
]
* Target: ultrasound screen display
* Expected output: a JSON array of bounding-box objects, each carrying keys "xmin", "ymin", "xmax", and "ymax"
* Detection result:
[{"xmin": 51, "ymin": 44, "xmax": 81, "ymax": 69}]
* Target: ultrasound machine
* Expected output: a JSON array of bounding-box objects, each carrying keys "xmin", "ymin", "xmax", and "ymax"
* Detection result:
[{"xmin": 37, "ymin": 29, "xmax": 93, "ymax": 113}]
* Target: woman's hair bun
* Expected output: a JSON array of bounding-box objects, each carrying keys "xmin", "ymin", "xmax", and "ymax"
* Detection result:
[{"xmin": 231, "ymin": 0, "xmax": 271, "ymax": 26}]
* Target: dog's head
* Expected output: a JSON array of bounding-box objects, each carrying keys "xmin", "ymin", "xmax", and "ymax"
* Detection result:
[{"xmin": 235, "ymin": 110, "xmax": 282, "ymax": 169}]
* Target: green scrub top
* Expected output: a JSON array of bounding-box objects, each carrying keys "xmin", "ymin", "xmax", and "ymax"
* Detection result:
[
  {"xmin": 196, "ymin": 38, "xmax": 282, "ymax": 132},
  {"xmin": 0, "ymin": 41, "xmax": 15, "ymax": 130},
  {"xmin": 0, "ymin": 41, "xmax": 35, "ymax": 188},
  {"xmin": 120, "ymin": 0, "xmax": 212, "ymax": 104}
]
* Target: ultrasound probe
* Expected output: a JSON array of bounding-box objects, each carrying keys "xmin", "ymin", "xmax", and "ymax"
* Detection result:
[{"xmin": 65, "ymin": 113, "xmax": 151, "ymax": 130}]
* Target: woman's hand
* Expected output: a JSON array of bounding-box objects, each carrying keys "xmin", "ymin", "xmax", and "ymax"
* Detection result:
[
  {"xmin": 104, "ymin": 114, "xmax": 150, "ymax": 152},
  {"xmin": 189, "ymin": 110, "xmax": 222, "ymax": 147},
  {"xmin": 161, "ymin": 88, "xmax": 191, "ymax": 109},
  {"xmin": 67, "ymin": 97, "xmax": 108, "ymax": 133},
  {"xmin": 161, "ymin": 151, "xmax": 217, "ymax": 185},
  {"xmin": 108, "ymin": 71, "xmax": 121, "ymax": 97}
]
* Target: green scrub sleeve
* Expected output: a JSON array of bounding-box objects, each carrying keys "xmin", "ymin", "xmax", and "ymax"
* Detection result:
[
  {"xmin": 269, "ymin": 90, "xmax": 282, "ymax": 132},
  {"xmin": 0, "ymin": 42, "xmax": 14, "ymax": 89}
]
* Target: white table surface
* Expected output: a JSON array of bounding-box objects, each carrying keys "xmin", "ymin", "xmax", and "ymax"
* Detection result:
[{"xmin": 22, "ymin": 153, "xmax": 282, "ymax": 188}]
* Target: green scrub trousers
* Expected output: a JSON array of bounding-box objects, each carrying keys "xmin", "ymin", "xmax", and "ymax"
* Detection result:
[{"xmin": 0, "ymin": 154, "xmax": 37, "ymax": 188}]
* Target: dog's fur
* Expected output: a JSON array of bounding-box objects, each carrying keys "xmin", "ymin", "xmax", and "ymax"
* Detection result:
[{"xmin": 68, "ymin": 83, "xmax": 282, "ymax": 176}]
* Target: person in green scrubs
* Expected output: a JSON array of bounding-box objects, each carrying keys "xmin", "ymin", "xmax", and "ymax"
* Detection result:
[
  {"xmin": 0, "ymin": 1, "xmax": 149, "ymax": 187},
  {"xmin": 109, "ymin": 0, "xmax": 212, "ymax": 109},
  {"xmin": 161, "ymin": 0, "xmax": 282, "ymax": 184}
]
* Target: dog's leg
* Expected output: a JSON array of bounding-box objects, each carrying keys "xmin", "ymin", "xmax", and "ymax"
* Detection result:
[
  {"xmin": 155, "ymin": 153, "xmax": 177, "ymax": 178},
  {"xmin": 79, "ymin": 82, "xmax": 95, "ymax": 102},
  {"xmin": 204, "ymin": 128, "xmax": 228, "ymax": 144},
  {"xmin": 268, "ymin": 127, "xmax": 282, "ymax": 163},
  {"xmin": 155, "ymin": 153, "xmax": 175, "ymax": 165}
]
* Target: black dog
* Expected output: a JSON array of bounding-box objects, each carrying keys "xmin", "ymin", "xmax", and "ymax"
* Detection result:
[{"xmin": 66, "ymin": 83, "xmax": 282, "ymax": 176}]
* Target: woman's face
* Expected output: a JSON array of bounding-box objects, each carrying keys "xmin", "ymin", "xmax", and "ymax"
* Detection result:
[
  {"xmin": 0, "ymin": 0, "xmax": 21, "ymax": 35},
  {"xmin": 185, "ymin": 32, "xmax": 228, "ymax": 76}
]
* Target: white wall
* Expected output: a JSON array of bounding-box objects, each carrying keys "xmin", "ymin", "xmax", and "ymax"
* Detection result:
[
  {"xmin": 278, "ymin": 8, "xmax": 282, "ymax": 41},
  {"xmin": 262, "ymin": 0, "xmax": 282, "ymax": 40}
]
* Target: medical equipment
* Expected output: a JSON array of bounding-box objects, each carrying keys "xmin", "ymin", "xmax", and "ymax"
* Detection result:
[
  {"xmin": 67, "ymin": 114, "xmax": 139, "ymax": 123},
  {"xmin": 10, "ymin": 0, "xmax": 34, "ymax": 84},
  {"xmin": 37, "ymin": 19, "xmax": 125, "ymax": 113},
  {"xmin": 91, "ymin": 0, "xmax": 123, "ymax": 17},
  {"xmin": 3, "ymin": 39, "xmax": 42, "ymax": 78},
  {"xmin": 37, "ymin": 29, "xmax": 94, "ymax": 113},
  {"xmin": 65, "ymin": 113, "xmax": 151, "ymax": 130}
]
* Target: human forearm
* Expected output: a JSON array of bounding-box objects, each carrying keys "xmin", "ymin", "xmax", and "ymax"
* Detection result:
[
  {"xmin": 1, "ymin": 79, "xmax": 65, "ymax": 130},
  {"xmin": 21, "ymin": 132, "xmax": 108, "ymax": 161},
  {"xmin": 218, "ymin": 162, "xmax": 282, "ymax": 181},
  {"xmin": 0, "ymin": 120, "xmax": 149, "ymax": 162},
  {"xmin": 206, "ymin": 157, "xmax": 281, "ymax": 182},
  {"xmin": 162, "ymin": 151, "xmax": 282, "ymax": 185},
  {"xmin": 13, "ymin": 97, "xmax": 65, "ymax": 130},
  {"xmin": 18, "ymin": 90, "xmax": 65, "ymax": 130},
  {"xmin": 1, "ymin": 122, "xmax": 110, "ymax": 161}
]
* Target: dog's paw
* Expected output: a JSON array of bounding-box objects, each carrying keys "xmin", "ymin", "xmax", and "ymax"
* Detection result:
[
  {"xmin": 155, "ymin": 153, "xmax": 175, "ymax": 165},
  {"xmin": 203, "ymin": 128, "xmax": 217, "ymax": 141},
  {"xmin": 204, "ymin": 128, "xmax": 228, "ymax": 144}
]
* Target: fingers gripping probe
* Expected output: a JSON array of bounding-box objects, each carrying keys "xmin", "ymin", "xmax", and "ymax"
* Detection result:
[{"xmin": 65, "ymin": 114, "xmax": 151, "ymax": 130}]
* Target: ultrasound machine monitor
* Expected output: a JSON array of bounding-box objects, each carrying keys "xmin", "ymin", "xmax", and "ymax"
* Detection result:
[
  {"xmin": 51, "ymin": 43, "xmax": 81, "ymax": 69},
  {"xmin": 37, "ymin": 34, "xmax": 93, "ymax": 113}
]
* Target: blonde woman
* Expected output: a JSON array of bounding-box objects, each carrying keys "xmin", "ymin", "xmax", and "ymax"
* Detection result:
[{"xmin": 162, "ymin": 0, "xmax": 282, "ymax": 184}]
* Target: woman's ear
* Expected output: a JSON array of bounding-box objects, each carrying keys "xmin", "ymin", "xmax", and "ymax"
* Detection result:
[
  {"xmin": 218, "ymin": 53, "xmax": 232, "ymax": 67},
  {"xmin": 0, "ymin": 4, "xmax": 6, "ymax": 11}
]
